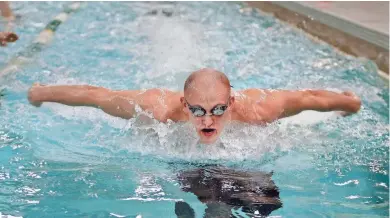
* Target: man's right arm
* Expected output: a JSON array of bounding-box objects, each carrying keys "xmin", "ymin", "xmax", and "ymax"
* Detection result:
[{"xmin": 28, "ymin": 83, "xmax": 173, "ymax": 121}]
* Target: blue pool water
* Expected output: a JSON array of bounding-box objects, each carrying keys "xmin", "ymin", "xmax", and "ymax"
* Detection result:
[{"xmin": 0, "ymin": 2, "xmax": 388, "ymax": 217}]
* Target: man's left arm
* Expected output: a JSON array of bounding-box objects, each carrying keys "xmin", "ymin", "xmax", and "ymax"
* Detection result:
[{"xmin": 274, "ymin": 89, "xmax": 361, "ymax": 119}]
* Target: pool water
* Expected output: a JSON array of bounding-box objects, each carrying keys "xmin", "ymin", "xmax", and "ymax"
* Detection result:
[{"xmin": 0, "ymin": 2, "xmax": 388, "ymax": 217}]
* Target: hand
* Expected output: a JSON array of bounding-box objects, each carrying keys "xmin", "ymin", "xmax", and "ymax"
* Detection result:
[
  {"xmin": 0, "ymin": 32, "xmax": 18, "ymax": 46},
  {"xmin": 28, "ymin": 83, "xmax": 45, "ymax": 107},
  {"xmin": 342, "ymin": 91, "xmax": 359, "ymax": 99},
  {"xmin": 337, "ymin": 91, "xmax": 361, "ymax": 117}
]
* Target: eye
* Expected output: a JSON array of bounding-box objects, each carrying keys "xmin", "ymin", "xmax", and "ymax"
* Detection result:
[
  {"xmin": 193, "ymin": 109, "xmax": 205, "ymax": 117},
  {"xmin": 190, "ymin": 106, "xmax": 205, "ymax": 117},
  {"xmin": 212, "ymin": 105, "xmax": 227, "ymax": 116}
]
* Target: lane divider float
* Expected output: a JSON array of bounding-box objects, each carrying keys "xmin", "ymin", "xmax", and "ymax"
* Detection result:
[{"xmin": 0, "ymin": 2, "xmax": 81, "ymax": 78}]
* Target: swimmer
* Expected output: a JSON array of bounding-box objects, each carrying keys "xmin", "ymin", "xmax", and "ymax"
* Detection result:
[
  {"xmin": 28, "ymin": 68, "xmax": 362, "ymax": 144},
  {"xmin": 0, "ymin": 1, "xmax": 18, "ymax": 46}
]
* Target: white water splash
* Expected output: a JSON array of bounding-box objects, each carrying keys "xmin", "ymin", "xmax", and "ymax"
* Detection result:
[
  {"xmin": 120, "ymin": 197, "xmax": 183, "ymax": 202},
  {"xmin": 334, "ymin": 180, "xmax": 359, "ymax": 186}
]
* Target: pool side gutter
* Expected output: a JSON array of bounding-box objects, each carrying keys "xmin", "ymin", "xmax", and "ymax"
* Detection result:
[{"xmin": 246, "ymin": 1, "xmax": 389, "ymax": 81}]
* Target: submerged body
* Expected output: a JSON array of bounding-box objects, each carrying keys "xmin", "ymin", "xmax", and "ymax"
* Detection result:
[
  {"xmin": 28, "ymin": 68, "xmax": 361, "ymax": 144},
  {"xmin": 176, "ymin": 166, "xmax": 282, "ymax": 217}
]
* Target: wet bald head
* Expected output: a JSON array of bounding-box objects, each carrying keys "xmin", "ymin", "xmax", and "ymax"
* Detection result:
[{"xmin": 184, "ymin": 68, "xmax": 231, "ymax": 97}]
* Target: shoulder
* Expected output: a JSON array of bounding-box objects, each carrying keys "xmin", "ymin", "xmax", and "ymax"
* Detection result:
[
  {"xmin": 139, "ymin": 89, "xmax": 184, "ymax": 122},
  {"xmin": 231, "ymin": 89, "xmax": 285, "ymax": 124},
  {"xmin": 165, "ymin": 91, "xmax": 186, "ymax": 122}
]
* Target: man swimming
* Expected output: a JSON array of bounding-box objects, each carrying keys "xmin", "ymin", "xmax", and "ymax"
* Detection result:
[
  {"xmin": 28, "ymin": 68, "xmax": 361, "ymax": 144},
  {"xmin": 0, "ymin": 1, "xmax": 18, "ymax": 46}
]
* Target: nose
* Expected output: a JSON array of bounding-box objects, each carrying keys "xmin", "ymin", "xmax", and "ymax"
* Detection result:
[{"xmin": 202, "ymin": 114, "xmax": 214, "ymax": 127}]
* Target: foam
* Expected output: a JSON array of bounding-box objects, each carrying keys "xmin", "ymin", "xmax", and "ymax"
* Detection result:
[{"xmin": 0, "ymin": 213, "xmax": 23, "ymax": 218}]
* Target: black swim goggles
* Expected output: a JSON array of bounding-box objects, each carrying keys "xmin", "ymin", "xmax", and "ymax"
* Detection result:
[{"xmin": 185, "ymin": 99, "xmax": 229, "ymax": 117}]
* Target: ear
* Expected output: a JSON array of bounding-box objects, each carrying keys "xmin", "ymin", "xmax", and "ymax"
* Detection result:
[
  {"xmin": 229, "ymin": 96, "xmax": 235, "ymax": 106},
  {"xmin": 180, "ymin": 96, "xmax": 188, "ymax": 114}
]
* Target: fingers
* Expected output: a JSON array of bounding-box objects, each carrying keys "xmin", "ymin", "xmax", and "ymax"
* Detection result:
[
  {"xmin": 342, "ymin": 91, "xmax": 358, "ymax": 99},
  {"xmin": 28, "ymin": 83, "xmax": 43, "ymax": 107}
]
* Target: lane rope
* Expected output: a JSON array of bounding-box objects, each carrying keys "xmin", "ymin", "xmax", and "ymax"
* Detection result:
[{"xmin": 0, "ymin": 2, "xmax": 81, "ymax": 78}]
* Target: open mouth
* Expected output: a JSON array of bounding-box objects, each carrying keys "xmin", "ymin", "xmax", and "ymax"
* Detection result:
[{"xmin": 201, "ymin": 128, "xmax": 216, "ymax": 137}]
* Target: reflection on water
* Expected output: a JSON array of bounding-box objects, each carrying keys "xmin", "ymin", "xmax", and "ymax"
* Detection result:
[
  {"xmin": 176, "ymin": 166, "xmax": 282, "ymax": 217},
  {"xmin": 0, "ymin": 1, "xmax": 388, "ymax": 218}
]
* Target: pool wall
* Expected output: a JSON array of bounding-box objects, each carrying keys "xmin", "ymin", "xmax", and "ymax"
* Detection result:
[{"xmin": 246, "ymin": 1, "xmax": 389, "ymax": 80}]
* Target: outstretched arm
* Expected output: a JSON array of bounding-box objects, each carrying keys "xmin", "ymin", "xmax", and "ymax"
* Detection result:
[
  {"xmin": 28, "ymin": 83, "xmax": 174, "ymax": 121},
  {"xmin": 275, "ymin": 89, "xmax": 361, "ymax": 119}
]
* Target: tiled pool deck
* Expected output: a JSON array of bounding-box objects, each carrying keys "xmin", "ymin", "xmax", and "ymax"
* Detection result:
[
  {"xmin": 247, "ymin": 1, "xmax": 389, "ymax": 78},
  {"xmin": 300, "ymin": 1, "xmax": 388, "ymax": 36}
]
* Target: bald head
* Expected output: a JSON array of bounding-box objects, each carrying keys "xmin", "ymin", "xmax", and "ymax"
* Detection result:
[{"xmin": 184, "ymin": 68, "xmax": 231, "ymax": 97}]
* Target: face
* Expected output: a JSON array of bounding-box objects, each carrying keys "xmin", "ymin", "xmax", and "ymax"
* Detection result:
[{"xmin": 181, "ymin": 81, "xmax": 234, "ymax": 144}]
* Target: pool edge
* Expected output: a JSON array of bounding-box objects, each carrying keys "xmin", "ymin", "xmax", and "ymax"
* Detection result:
[{"xmin": 246, "ymin": 1, "xmax": 389, "ymax": 81}]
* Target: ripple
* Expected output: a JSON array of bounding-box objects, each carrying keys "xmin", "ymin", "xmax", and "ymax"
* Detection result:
[
  {"xmin": 334, "ymin": 180, "xmax": 360, "ymax": 186},
  {"xmin": 0, "ymin": 1, "xmax": 388, "ymax": 217}
]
